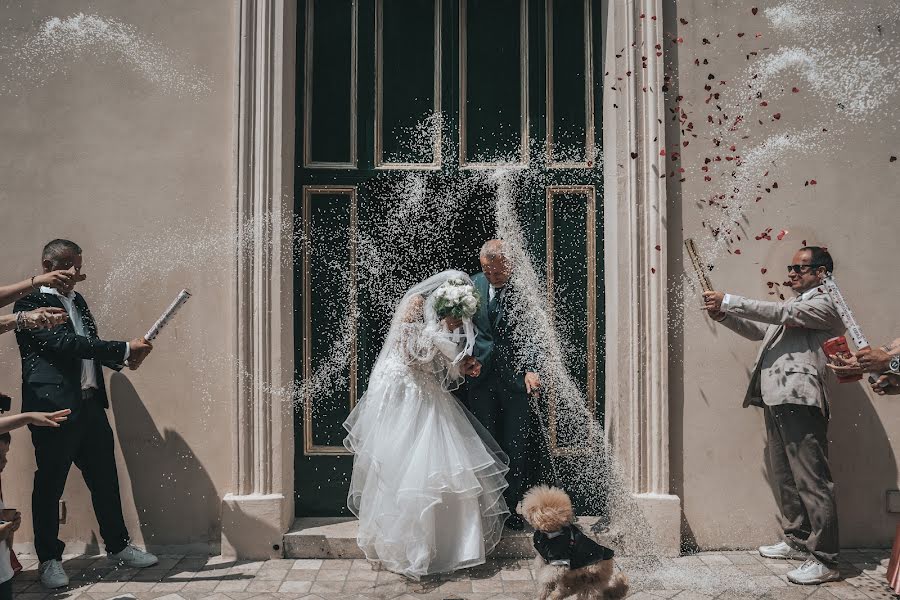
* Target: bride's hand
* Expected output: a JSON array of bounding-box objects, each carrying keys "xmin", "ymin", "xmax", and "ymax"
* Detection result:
[
  {"xmin": 463, "ymin": 356, "xmax": 481, "ymax": 377},
  {"xmin": 442, "ymin": 316, "xmax": 463, "ymax": 331}
]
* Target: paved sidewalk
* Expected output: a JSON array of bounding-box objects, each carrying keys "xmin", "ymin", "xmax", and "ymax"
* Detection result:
[{"xmin": 9, "ymin": 549, "xmax": 898, "ymax": 600}]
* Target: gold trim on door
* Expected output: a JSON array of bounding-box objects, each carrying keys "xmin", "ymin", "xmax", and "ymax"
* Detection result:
[
  {"xmin": 545, "ymin": 0, "xmax": 595, "ymax": 169},
  {"xmin": 545, "ymin": 185, "xmax": 597, "ymax": 456},
  {"xmin": 302, "ymin": 185, "xmax": 358, "ymax": 455},
  {"xmin": 458, "ymin": 0, "xmax": 529, "ymax": 169},
  {"xmin": 375, "ymin": 0, "xmax": 442, "ymax": 170},
  {"xmin": 303, "ymin": 0, "xmax": 359, "ymax": 169}
]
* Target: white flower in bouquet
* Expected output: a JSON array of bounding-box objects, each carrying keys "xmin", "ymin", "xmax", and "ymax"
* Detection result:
[{"xmin": 433, "ymin": 279, "xmax": 481, "ymax": 320}]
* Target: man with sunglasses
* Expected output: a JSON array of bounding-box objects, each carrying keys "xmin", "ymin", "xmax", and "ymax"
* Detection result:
[{"xmin": 702, "ymin": 246, "xmax": 845, "ymax": 585}]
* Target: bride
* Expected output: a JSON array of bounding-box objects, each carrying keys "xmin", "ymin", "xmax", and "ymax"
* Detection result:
[{"xmin": 343, "ymin": 270, "xmax": 510, "ymax": 579}]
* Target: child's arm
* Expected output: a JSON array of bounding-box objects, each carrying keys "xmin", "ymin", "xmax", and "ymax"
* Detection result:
[{"xmin": 0, "ymin": 410, "xmax": 71, "ymax": 434}]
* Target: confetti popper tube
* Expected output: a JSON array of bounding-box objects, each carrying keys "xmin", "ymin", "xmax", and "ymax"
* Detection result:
[
  {"xmin": 684, "ymin": 238, "xmax": 713, "ymax": 292},
  {"xmin": 145, "ymin": 289, "xmax": 192, "ymax": 341},
  {"xmin": 821, "ymin": 276, "xmax": 869, "ymax": 350}
]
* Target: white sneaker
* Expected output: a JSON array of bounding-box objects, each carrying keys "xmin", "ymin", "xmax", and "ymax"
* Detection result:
[
  {"xmin": 758, "ymin": 541, "xmax": 809, "ymax": 560},
  {"xmin": 39, "ymin": 559, "xmax": 69, "ymax": 589},
  {"xmin": 108, "ymin": 544, "xmax": 158, "ymax": 568},
  {"xmin": 787, "ymin": 558, "xmax": 841, "ymax": 585}
]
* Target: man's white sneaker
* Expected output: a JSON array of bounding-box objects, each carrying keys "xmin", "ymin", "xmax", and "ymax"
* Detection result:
[
  {"xmin": 39, "ymin": 559, "xmax": 69, "ymax": 589},
  {"xmin": 108, "ymin": 544, "xmax": 158, "ymax": 568},
  {"xmin": 786, "ymin": 558, "xmax": 841, "ymax": 585},
  {"xmin": 758, "ymin": 541, "xmax": 809, "ymax": 560}
]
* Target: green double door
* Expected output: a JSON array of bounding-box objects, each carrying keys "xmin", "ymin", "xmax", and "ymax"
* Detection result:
[{"xmin": 295, "ymin": 0, "xmax": 604, "ymax": 516}]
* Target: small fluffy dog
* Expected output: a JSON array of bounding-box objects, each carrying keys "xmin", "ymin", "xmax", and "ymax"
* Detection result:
[{"xmin": 517, "ymin": 485, "xmax": 628, "ymax": 600}]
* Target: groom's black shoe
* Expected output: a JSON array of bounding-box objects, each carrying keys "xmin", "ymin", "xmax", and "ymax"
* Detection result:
[{"xmin": 505, "ymin": 514, "xmax": 525, "ymax": 531}]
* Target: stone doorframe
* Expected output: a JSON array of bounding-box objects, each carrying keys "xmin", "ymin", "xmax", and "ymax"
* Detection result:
[{"xmin": 222, "ymin": 0, "xmax": 680, "ymax": 559}]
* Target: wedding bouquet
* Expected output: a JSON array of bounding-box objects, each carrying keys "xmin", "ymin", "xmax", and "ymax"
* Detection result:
[{"xmin": 432, "ymin": 278, "xmax": 481, "ymax": 320}]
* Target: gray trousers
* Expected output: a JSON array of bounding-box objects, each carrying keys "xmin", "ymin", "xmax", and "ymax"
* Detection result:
[{"xmin": 764, "ymin": 404, "xmax": 839, "ymax": 566}]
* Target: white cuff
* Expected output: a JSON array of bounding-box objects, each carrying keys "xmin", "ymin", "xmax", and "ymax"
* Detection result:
[
  {"xmin": 123, "ymin": 342, "xmax": 130, "ymax": 361},
  {"xmin": 721, "ymin": 293, "xmax": 736, "ymax": 313}
]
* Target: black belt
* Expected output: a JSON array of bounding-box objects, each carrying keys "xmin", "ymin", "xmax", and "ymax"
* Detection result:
[{"xmin": 81, "ymin": 388, "xmax": 98, "ymax": 400}]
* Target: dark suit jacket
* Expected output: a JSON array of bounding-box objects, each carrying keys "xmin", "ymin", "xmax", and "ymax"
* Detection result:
[
  {"xmin": 14, "ymin": 291, "xmax": 127, "ymax": 414},
  {"xmin": 470, "ymin": 272, "xmax": 536, "ymax": 392}
]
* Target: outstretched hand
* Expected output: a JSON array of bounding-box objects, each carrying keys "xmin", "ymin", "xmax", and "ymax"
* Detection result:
[
  {"xmin": 871, "ymin": 373, "xmax": 900, "ymax": 395},
  {"xmin": 27, "ymin": 409, "xmax": 71, "ymax": 427},
  {"xmin": 23, "ymin": 307, "xmax": 69, "ymax": 329},
  {"xmin": 826, "ymin": 352, "xmax": 863, "ymax": 377},
  {"xmin": 34, "ymin": 268, "xmax": 84, "ymax": 291}
]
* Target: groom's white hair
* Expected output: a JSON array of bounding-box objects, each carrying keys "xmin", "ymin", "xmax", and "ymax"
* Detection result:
[{"xmin": 479, "ymin": 239, "xmax": 507, "ymax": 261}]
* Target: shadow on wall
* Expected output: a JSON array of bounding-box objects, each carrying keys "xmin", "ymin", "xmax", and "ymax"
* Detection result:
[
  {"xmin": 109, "ymin": 373, "xmax": 220, "ymax": 552},
  {"xmin": 762, "ymin": 380, "xmax": 897, "ymax": 548}
]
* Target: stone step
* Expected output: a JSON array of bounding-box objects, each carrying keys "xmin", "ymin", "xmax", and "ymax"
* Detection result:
[{"xmin": 283, "ymin": 516, "xmax": 611, "ymax": 559}]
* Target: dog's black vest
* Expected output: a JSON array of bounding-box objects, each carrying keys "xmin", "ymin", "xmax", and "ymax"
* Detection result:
[{"xmin": 533, "ymin": 524, "xmax": 615, "ymax": 569}]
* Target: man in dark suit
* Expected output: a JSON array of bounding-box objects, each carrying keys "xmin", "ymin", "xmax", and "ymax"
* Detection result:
[
  {"xmin": 14, "ymin": 239, "xmax": 157, "ymax": 589},
  {"xmin": 468, "ymin": 239, "xmax": 541, "ymax": 530}
]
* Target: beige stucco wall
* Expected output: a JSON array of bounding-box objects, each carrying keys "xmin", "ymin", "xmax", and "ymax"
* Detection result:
[
  {"xmin": 0, "ymin": 1, "xmax": 238, "ymax": 553},
  {"xmin": 666, "ymin": 1, "xmax": 900, "ymax": 549}
]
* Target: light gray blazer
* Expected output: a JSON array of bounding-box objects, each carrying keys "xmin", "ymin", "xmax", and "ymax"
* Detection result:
[{"xmin": 718, "ymin": 286, "xmax": 845, "ymax": 416}]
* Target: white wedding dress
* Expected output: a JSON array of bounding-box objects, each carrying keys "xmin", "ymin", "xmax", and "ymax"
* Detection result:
[{"xmin": 343, "ymin": 271, "xmax": 510, "ymax": 580}]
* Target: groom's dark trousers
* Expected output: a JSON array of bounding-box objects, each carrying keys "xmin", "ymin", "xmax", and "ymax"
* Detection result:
[
  {"xmin": 14, "ymin": 291, "xmax": 131, "ymax": 563},
  {"xmin": 468, "ymin": 272, "xmax": 533, "ymax": 510}
]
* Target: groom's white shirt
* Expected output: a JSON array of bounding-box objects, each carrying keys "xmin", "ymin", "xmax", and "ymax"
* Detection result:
[{"xmin": 488, "ymin": 284, "xmax": 505, "ymax": 302}]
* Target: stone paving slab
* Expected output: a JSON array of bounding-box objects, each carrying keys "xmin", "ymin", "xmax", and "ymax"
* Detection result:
[{"xmin": 9, "ymin": 550, "xmax": 898, "ymax": 600}]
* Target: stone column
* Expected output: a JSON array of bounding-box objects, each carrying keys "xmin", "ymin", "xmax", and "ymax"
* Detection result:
[
  {"xmin": 603, "ymin": 0, "xmax": 682, "ymax": 556},
  {"xmin": 221, "ymin": 0, "xmax": 297, "ymax": 559}
]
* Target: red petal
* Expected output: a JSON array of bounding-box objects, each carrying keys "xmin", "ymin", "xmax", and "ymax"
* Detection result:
[
  {"xmin": 776, "ymin": 230, "xmax": 788, "ymax": 241},
  {"xmin": 761, "ymin": 268, "xmax": 767, "ymax": 274},
  {"xmin": 773, "ymin": 112, "xmax": 782, "ymax": 120},
  {"xmin": 659, "ymin": 148, "xmax": 667, "ymax": 156},
  {"xmin": 891, "ymin": 156, "xmax": 897, "ymax": 162},
  {"xmin": 792, "ymin": 87, "xmax": 800, "ymax": 93},
  {"xmin": 734, "ymin": 249, "xmax": 742, "ymax": 255},
  {"xmin": 751, "ymin": 7, "xmax": 758, "ymax": 15},
  {"xmin": 680, "ymin": 17, "xmax": 688, "ymax": 24},
  {"xmin": 809, "ymin": 179, "xmax": 817, "ymax": 185},
  {"xmin": 655, "ymin": 245, "xmax": 661, "ymax": 251}
]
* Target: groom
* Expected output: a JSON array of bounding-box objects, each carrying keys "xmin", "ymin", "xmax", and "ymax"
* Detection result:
[{"xmin": 468, "ymin": 239, "xmax": 541, "ymax": 530}]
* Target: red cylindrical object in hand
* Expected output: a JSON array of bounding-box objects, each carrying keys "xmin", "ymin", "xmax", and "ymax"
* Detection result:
[{"xmin": 823, "ymin": 336, "xmax": 863, "ymax": 383}]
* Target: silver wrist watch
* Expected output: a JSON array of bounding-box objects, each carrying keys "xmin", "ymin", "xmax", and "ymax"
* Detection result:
[{"xmin": 889, "ymin": 355, "xmax": 900, "ymax": 375}]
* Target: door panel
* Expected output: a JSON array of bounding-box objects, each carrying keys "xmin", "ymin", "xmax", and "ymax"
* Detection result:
[
  {"xmin": 460, "ymin": 0, "xmax": 527, "ymax": 165},
  {"xmin": 377, "ymin": 0, "xmax": 441, "ymax": 165},
  {"xmin": 303, "ymin": 0, "xmax": 358, "ymax": 167}
]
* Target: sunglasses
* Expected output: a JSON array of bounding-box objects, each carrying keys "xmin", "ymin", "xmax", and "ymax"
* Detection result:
[{"xmin": 786, "ymin": 264, "xmax": 824, "ymax": 274}]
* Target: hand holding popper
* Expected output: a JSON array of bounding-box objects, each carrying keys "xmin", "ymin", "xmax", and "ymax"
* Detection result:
[
  {"xmin": 128, "ymin": 289, "xmax": 192, "ymax": 370},
  {"xmin": 685, "ymin": 239, "xmax": 726, "ymax": 320}
]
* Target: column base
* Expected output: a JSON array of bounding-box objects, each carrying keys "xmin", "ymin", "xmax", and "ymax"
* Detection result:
[
  {"xmin": 221, "ymin": 493, "xmax": 292, "ymax": 559},
  {"xmin": 634, "ymin": 493, "xmax": 682, "ymax": 557}
]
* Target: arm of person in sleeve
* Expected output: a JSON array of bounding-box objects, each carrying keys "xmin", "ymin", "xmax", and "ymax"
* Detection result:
[
  {"xmin": 470, "ymin": 305, "xmax": 494, "ymax": 380},
  {"xmin": 715, "ymin": 312, "xmax": 769, "ymax": 341},
  {"xmin": 719, "ymin": 291, "xmax": 840, "ymax": 330},
  {"xmin": 14, "ymin": 296, "xmax": 128, "ymax": 363}
]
